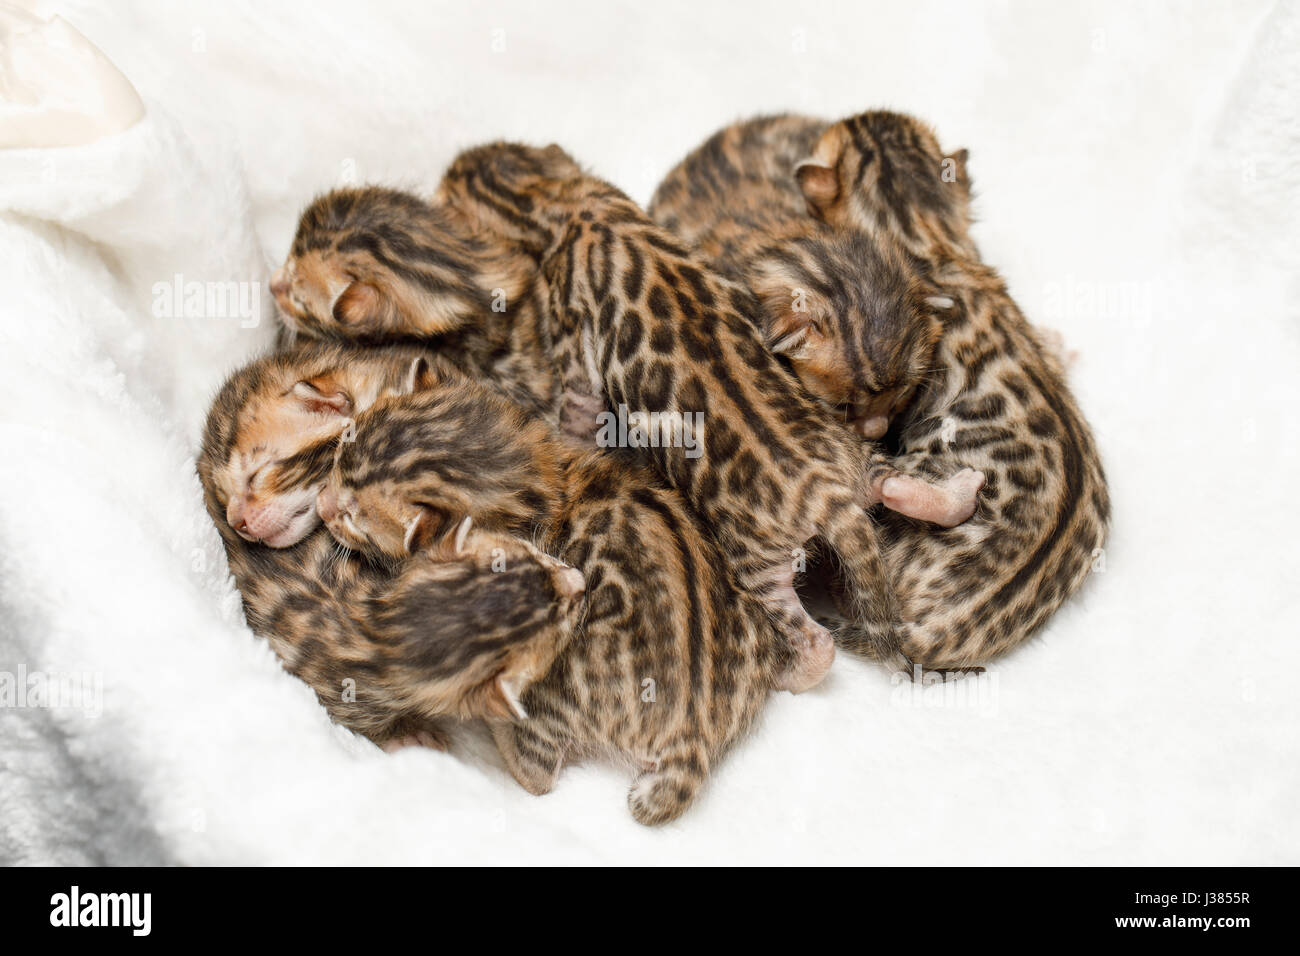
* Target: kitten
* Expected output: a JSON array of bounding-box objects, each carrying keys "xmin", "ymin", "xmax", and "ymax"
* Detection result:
[
  {"xmin": 197, "ymin": 349, "xmax": 586, "ymax": 746},
  {"xmin": 202, "ymin": 341, "xmax": 437, "ymax": 549},
  {"xmin": 649, "ymin": 114, "xmax": 985, "ymax": 522},
  {"xmin": 429, "ymin": 141, "xmax": 999, "ymax": 684},
  {"xmin": 789, "ymin": 109, "xmax": 1110, "ymax": 666},
  {"xmin": 650, "ymin": 114, "xmax": 949, "ymax": 439},
  {"xmin": 320, "ymin": 358, "xmax": 789, "ymax": 825},
  {"xmin": 271, "ymin": 186, "xmax": 559, "ymax": 421}
]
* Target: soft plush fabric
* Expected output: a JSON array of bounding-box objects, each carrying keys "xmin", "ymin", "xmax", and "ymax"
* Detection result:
[{"xmin": 1, "ymin": 0, "xmax": 1295, "ymax": 865}]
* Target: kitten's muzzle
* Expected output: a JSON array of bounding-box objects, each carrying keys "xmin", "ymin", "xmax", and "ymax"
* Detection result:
[{"xmin": 228, "ymin": 494, "xmax": 315, "ymax": 547}]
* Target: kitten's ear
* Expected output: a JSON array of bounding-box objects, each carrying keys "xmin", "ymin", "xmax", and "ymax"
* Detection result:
[
  {"xmin": 451, "ymin": 515, "xmax": 473, "ymax": 555},
  {"xmin": 492, "ymin": 673, "xmax": 529, "ymax": 721},
  {"xmin": 766, "ymin": 312, "xmax": 815, "ymax": 355},
  {"xmin": 331, "ymin": 280, "xmax": 384, "ymax": 326},
  {"xmin": 794, "ymin": 161, "xmax": 839, "ymax": 215},
  {"xmin": 292, "ymin": 379, "xmax": 353, "ymax": 416},
  {"xmin": 403, "ymin": 506, "xmax": 447, "ymax": 555},
  {"xmin": 946, "ymin": 148, "xmax": 970, "ymax": 182},
  {"xmin": 750, "ymin": 258, "xmax": 818, "ymax": 354},
  {"xmin": 795, "ymin": 123, "xmax": 850, "ymax": 219},
  {"xmin": 402, "ymin": 355, "xmax": 451, "ymax": 394}
]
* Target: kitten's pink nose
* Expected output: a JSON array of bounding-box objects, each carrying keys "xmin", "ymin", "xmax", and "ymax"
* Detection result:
[
  {"xmin": 856, "ymin": 415, "xmax": 890, "ymax": 440},
  {"xmin": 555, "ymin": 567, "xmax": 585, "ymax": 598},
  {"xmin": 227, "ymin": 496, "xmax": 254, "ymax": 539},
  {"xmin": 240, "ymin": 502, "xmax": 288, "ymax": 541},
  {"xmin": 270, "ymin": 268, "xmax": 290, "ymax": 298},
  {"xmin": 316, "ymin": 486, "xmax": 339, "ymax": 523}
]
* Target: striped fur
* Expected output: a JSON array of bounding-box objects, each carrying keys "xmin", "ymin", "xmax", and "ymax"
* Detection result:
[
  {"xmin": 428, "ymin": 142, "xmax": 1001, "ymax": 687},
  {"xmin": 650, "ymin": 114, "xmax": 948, "ymax": 438},
  {"xmin": 685, "ymin": 109, "xmax": 1110, "ymax": 667},
  {"xmin": 272, "ymin": 186, "xmax": 560, "ymax": 421},
  {"xmin": 197, "ymin": 349, "xmax": 585, "ymax": 747},
  {"xmin": 321, "ymin": 368, "xmax": 788, "ymax": 825}
]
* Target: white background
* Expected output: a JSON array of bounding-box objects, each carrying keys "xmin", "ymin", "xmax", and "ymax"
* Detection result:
[{"xmin": 0, "ymin": 0, "xmax": 1295, "ymax": 864}]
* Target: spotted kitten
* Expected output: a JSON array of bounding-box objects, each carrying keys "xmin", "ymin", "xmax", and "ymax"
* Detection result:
[
  {"xmin": 789, "ymin": 109, "xmax": 1110, "ymax": 666},
  {"xmin": 651, "ymin": 115, "xmax": 947, "ymax": 438},
  {"xmin": 319, "ymin": 359, "xmax": 789, "ymax": 825},
  {"xmin": 198, "ymin": 349, "xmax": 585, "ymax": 747},
  {"xmin": 271, "ymin": 186, "xmax": 559, "ymax": 421},
  {"xmin": 650, "ymin": 114, "xmax": 985, "ymax": 522},
  {"xmin": 431, "ymin": 142, "xmax": 998, "ymax": 681}
]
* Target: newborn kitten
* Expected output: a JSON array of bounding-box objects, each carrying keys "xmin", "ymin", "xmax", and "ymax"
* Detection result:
[
  {"xmin": 320, "ymin": 358, "xmax": 789, "ymax": 826},
  {"xmin": 650, "ymin": 114, "xmax": 948, "ymax": 439},
  {"xmin": 790, "ymin": 109, "xmax": 1111, "ymax": 667},
  {"xmin": 198, "ymin": 351, "xmax": 585, "ymax": 747},
  {"xmin": 203, "ymin": 340, "xmax": 493, "ymax": 549},
  {"xmin": 650, "ymin": 114, "xmax": 985, "ymax": 524},
  {"xmin": 431, "ymin": 142, "xmax": 997, "ymax": 681},
  {"xmin": 271, "ymin": 186, "xmax": 559, "ymax": 421}
]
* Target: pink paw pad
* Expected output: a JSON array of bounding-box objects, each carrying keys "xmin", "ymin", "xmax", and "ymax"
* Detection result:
[
  {"xmin": 880, "ymin": 468, "xmax": 985, "ymax": 527},
  {"xmin": 380, "ymin": 729, "xmax": 447, "ymax": 753},
  {"xmin": 775, "ymin": 620, "xmax": 835, "ymax": 694}
]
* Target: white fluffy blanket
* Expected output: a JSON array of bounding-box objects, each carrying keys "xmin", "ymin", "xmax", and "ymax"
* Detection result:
[{"xmin": 1, "ymin": 0, "xmax": 1296, "ymax": 865}]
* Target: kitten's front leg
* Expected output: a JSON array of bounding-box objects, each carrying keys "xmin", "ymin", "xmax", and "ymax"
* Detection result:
[
  {"xmin": 491, "ymin": 721, "xmax": 565, "ymax": 795},
  {"xmin": 758, "ymin": 560, "xmax": 835, "ymax": 693},
  {"xmin": 550, "ymin": 300, "xmax": 609, "ymax": 446},
  {"xmin": 560, "ymin": 389, "xmax": 608, "ymax": 447}
]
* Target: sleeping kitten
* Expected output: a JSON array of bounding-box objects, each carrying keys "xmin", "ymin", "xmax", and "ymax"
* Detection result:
[
  {"xmin": 650, "ymin": 114, "xmax": 950, "ymax": 440},
  {"xmin": 271, "ymin": 186, "xmax": 560, "ymax": 421},
  {"xmin": 202, "ymin": 341, "xmax": 440, "ymax": 548},
  {"xmin": 788, "ymin": 109, "xmax": 1111, "ymax": 666},
  {"xmin": 198, "ymin": 350, "xmax": 585, "ymax": 746},
  {"xmin": 430, "ymin": 142, "xmax": 998, "ymax": 681},
  {"xmin": 319, "ymin": 358, "xmax": 789, "ymax": 825}
]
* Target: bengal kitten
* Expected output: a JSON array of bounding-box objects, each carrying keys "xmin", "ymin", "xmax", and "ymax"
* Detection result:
[
  {"xmin": 270, "ymin": 186, "xmax": 559, "ymax": 421},
  {"xmin": 784, "ymin": 109, "xmax": 1110, "ymax": 667},
  {"xmin": 319, "ymin": 359, "xmax": 789, "ymax": 825},
  {"xmin": 649, "ymin": 114, "xmax": 985, "ymax": 522},
  {"xmin": 429, "ymin": 142, "xmax": 1002, "ymax": 684},
  {"xmin": 198, "ymin": 348, "xmax": 586, "ymax": 747},
  {"xmin": 651, "ymin": 117, "xmax": 937, "ymax": 435}
]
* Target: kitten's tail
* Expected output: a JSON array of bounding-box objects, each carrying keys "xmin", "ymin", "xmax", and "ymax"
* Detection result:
[{"xmin": 628, "ymin": 738, "xmax": 710, "ymax": 826}]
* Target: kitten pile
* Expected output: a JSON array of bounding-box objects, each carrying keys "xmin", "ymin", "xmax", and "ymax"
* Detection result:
[{"xmin": 197, "ymin": 109, "xmax": 1109, "ymax": 824}]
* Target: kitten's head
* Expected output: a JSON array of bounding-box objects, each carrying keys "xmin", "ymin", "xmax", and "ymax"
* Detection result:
[
  {"xmin": 434, "ymin": 142, "xmax": 588, "ymax": 253},
  {"xmin": 750, "ymin": 231, "xmax": 949, "ymax": 437},
  {"xmin": 794, "ymin": 110, "xmax": 975, "ymax": 259},
  {"xmin": 390, "ymin": 519, "xmax": 585, "ymax": 721},
  {"xmin": 198, "ymin": 343, "xmax": 427, "ymax": 549},
  {"xmin": 318, "ymin": 360, "xmax": 555, "ymax": 561},
  {"xmin": 271, "ymin": 186, "xmax": 529, "ymax": 341}
]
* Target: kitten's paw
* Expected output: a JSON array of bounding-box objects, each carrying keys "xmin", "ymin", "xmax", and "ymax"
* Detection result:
[
  {"xmin": 379, "ymin": 728, "xmax": 448, "ymax": 753},
  {"xmin": 627, "ymin": 743, "xmax": 708, "ymax": 826},
  {"xmin": 491, "ymin": 723, "xmax": 562, "ymax": 795},
  {"xmin": 879, "ymin": 469, "xmax": 984, "ymax": 527},
  {"xmin": 937, "ymin": 468, "xmax": 986, "ymax": 524},
  {"xmin": 774, "ymin": 620, "xmax": 835, "ymax": 693}
]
